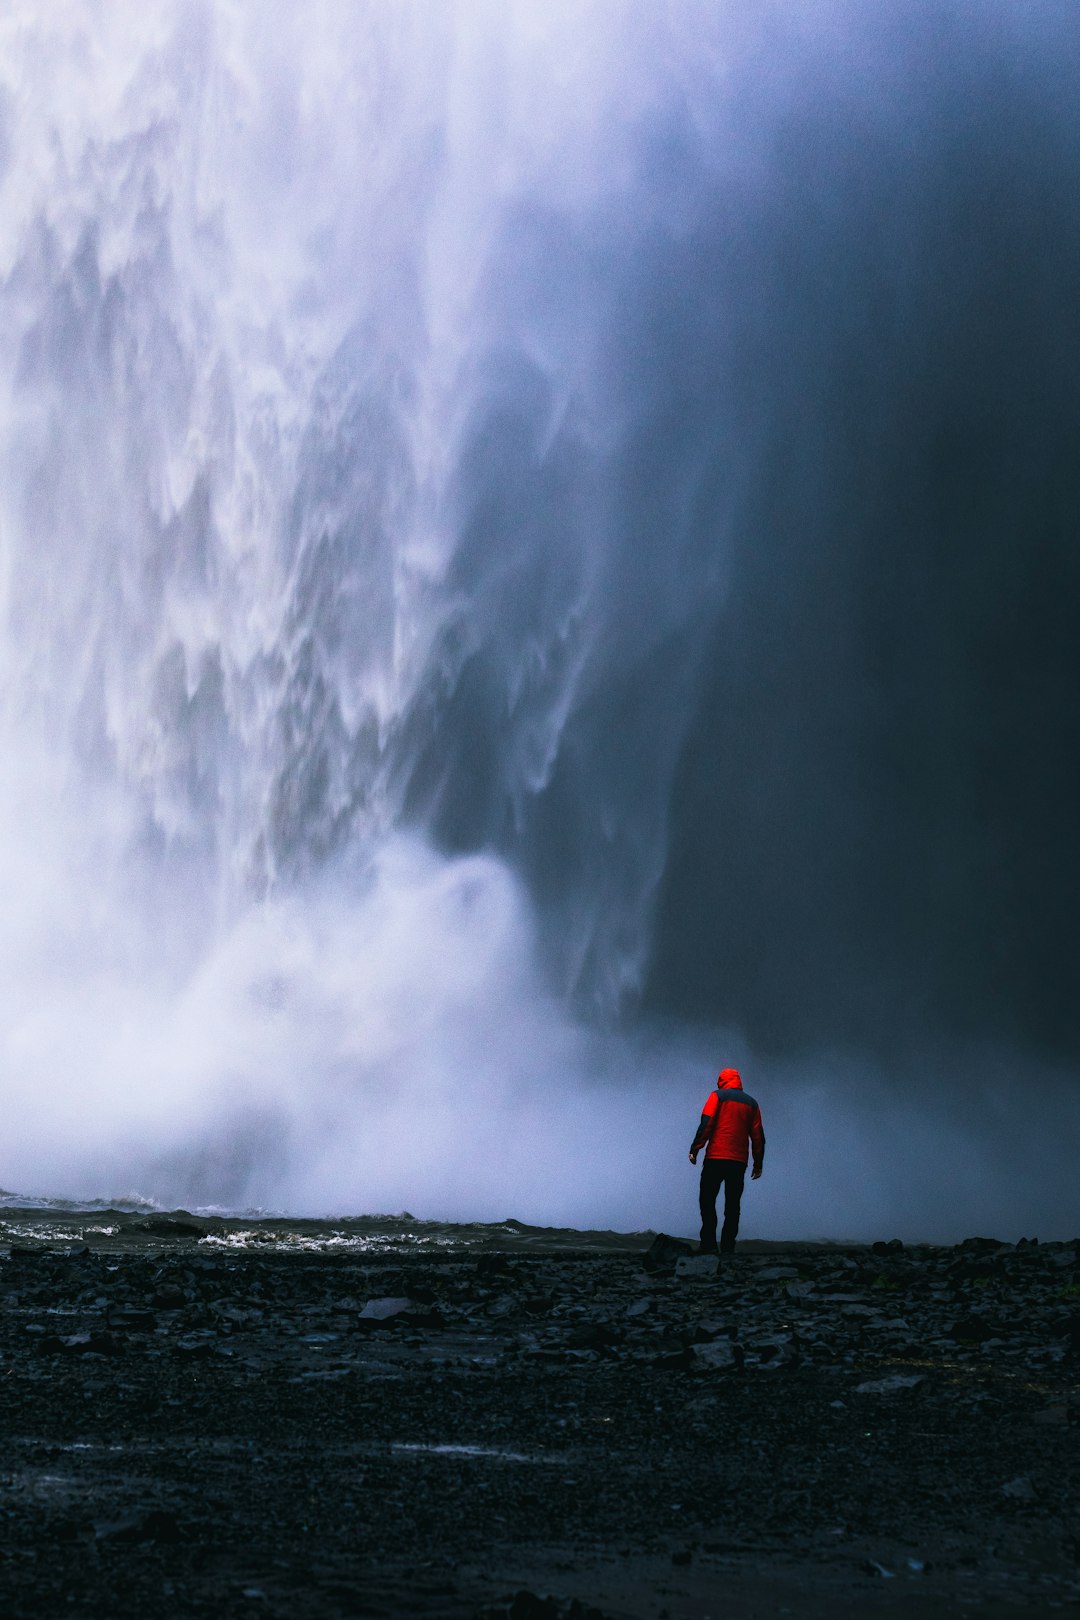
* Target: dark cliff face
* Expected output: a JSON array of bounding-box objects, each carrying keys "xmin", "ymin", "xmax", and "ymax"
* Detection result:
[
  {"xmin": 641, "ymin": 4, "xmax": 1080, "ymax": 1062},
  {"xmin": 408, "ymin": 2, "xmax": 1080, "ymax": 1066}
]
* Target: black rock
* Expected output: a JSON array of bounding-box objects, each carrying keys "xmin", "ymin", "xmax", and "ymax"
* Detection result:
[
  {"xmin": 93, "ymin": 1508, "xmax": 182, "ymax": 1544},
  {"xmin": 477, "ymin": 1253, "xmax": 512, "ymax": 1276},
  {"xmin": 642, "ymin": 1234, "xmax": 694, "ymax": 1273},
  {"xmin": 132, "ymin": 1214, "xmax": 210, "ymax": 1239},
  {"xmin": 564, "ymin": 1322, "xmax": 619, "ymax": 1351},
  {"xmin": 491, "ymin": 1592, "xmax": 610, "ymax": 1620},
  {"xmin": 35, "ymin": 1331, "xmax": 124, "ymax": 1357},
  {"xmin": 173, "ymin": 1336, "xmax": 217, "ymax": 1358},
  {"xmin": 31, "ymin": 1334, "xmax": 66, "ymax": 1355},
  {"xmin": 106, "ymin": 1307, "xmax": 157, "ymax": 1332},
  {"xmin": 495, "ymin": 1594, "xmax": 608, "ymax": 1620},
  {"xmin": 152, "ymin": 1284, "xmax": 187, "ymax": 1308},
  {"xmin": 358, "ymin": 1296, "xmax": 415, "ymax": 1322},
  {"xmin": 1056, "ymin": 1313, "xmax": 1080, "ymax": 1352},
  {"xmin": 949, "ymin": 1317, "xmax": 996, "ymax": 1344},
  {"xmin": 508, "ymin": 1591, "xmax": 558, "ymax": 1620}
]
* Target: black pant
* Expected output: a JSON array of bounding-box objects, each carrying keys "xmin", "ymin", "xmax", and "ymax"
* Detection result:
[{"xmin": 699, "ymin": 1158, "xmax": 746, "ymax": 1253}]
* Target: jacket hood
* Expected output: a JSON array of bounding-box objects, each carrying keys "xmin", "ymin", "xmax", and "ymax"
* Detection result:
[{"xmin": 717, "ymin": 1068, "xmax": 743, "ymax": 1089}]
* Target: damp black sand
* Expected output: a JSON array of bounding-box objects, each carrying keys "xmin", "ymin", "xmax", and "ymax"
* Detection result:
[{"xmin": 1, "ymin": 1206, "xmax": 1078, "ymax": 1618}]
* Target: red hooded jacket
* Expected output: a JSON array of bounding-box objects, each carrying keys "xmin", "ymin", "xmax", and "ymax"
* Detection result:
[{"xmin": 700, "ymin": 1069, "xmax": 765, "ymax": 1167}]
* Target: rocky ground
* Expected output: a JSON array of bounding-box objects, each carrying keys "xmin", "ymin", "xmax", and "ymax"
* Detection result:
[{"xmin": 1, "ymin": 1214, "xmax": 1078, "ymax": 1618}]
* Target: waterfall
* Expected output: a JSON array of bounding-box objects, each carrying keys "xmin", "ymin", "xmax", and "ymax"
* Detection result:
[
  {"xmin": 1, "ymin": 2, "xmax": 1077, "ymax": 1234},
  {"xmin": 0, "ymin": 1, "xmax": 718, "ymax": 1214}
]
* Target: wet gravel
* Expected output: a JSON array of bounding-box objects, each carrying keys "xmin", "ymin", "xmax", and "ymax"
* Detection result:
[{"xmin": 1, "ymin": 1224, "xmax": 1078, "ymax": 1617}]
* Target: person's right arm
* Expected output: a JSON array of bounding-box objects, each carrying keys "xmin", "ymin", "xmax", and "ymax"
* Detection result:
[{"xmin": 689, "ymin": 1108, "xmax": 713, "ymax": 1164}]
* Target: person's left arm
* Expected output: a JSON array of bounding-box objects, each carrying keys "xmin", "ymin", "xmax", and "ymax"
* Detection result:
[{"xmin": 750, "ymin": 1107, "xmax": 765, "ymax": 1179}]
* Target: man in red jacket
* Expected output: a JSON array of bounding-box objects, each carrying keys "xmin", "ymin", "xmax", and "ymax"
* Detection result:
[{"xmin": 688, "ymin": 1068, "xmax": 765, "ymax": 1255}]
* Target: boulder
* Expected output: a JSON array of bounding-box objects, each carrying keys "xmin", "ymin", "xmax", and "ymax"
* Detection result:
[
  {"xmin": 80, "ymin": 1331, "xmax": 127, "ymax": 1357},
  {"xmin": 132, "ymin": 1214, "xmax": 210, "ymax": 1239},
  {"xmin": 358, "ymin": 1296, "xmax": 415, "ymax": 1321},
  {"xmin": 949, "ymin": 1316, "xmax": 996, "ymax": 1344},
  {"xmin": 152, "ymin": 1284, "xmax": 187, "ymax": 1309},
  {"xmin": 564, "ymin": 1322, "xmax": 619, "ymax": 1351},
  {"xmin": 692, "ymin": 1339, "xmax": 740, "ymax": 1370},
  {"xmin": 642, "ymin": 1234, "xmax": 694, "ymax": 1273},
  {"xmin": 94, "ymin": 1508, "xmax": 182, "ymax": 1544},
  {"xmin": 854, "ymin": 1373, "xmax": 924, "ymax": 1394},
  {"xmin": 106, "ymin": 1307, "xmax": 157, "ymax": 1332}
]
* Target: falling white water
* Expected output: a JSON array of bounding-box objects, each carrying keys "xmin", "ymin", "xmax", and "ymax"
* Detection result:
[{"xmin": 0, "ymin": 1, "xmax": 723, "ymax": 1217}]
